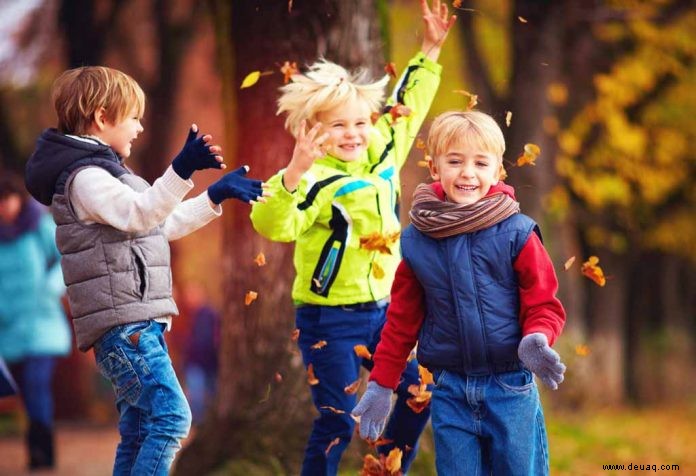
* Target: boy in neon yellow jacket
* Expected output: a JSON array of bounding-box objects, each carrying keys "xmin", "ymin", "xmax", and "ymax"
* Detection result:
[{"xmin": 251, "ymin": 1, "xmax": 455, "ymax": 473}]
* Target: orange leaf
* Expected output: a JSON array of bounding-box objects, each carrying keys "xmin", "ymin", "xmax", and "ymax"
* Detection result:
[
  {"xmin": 307, "ymin": 363, "xmax": 319, "ymax": 385},
  {"xmin": 244, "ymin": 291, "xmax": 258, "ymax": 305},
  {"xmin": 280, "ymin": 60, "xmax": 299, "ymax": 84},
  {"xmin": 354, "ymin": 344, "xmax": 373, "ymax": 360},
  {"xmin": 291, "ymin": 328, "xmax": 300, "ymax": 341},
  {"xmin": 359, "ymin": 231, "xmax": 401, "ymax": 255},
  {"xmin": 374, "ymin": 437, "xmax": 394, "ymax": 447},
  {"xmin": 406, "ymin": 394, "xmax": 432, "ymax": 414},
  {"xmin": 564, "ymin": 256, "xmax": 576, "ymax": 271},
  {"xmin": 311, "ymin": 340, "xmax": 328, "ymax": 350},
  {"xmin": 385, "ymin": 448, "xmax": 403, "ymax": 474},
  {"xmin": 453, "ymin": 0, "xmax": 463, "ymax": 9},
  {"xmin": 505, "ymin": 111, "xmax": 513, "ymax": 127},
  {"xmin": 575, "ymin": 344, "xmax": 591, "ymax": 357},
  {"xmin": 344, "ymin": 379, "xmax": 361, "ymax": 394},
  {"xmin": 253, "ymin": 252, "xmax": 266, "ymax": 266},
  {"xmin": 325, "ymin": 437, "xmax": 340, "ymax": 456},
  {"xmin": 384, "ymin": 62, "xmax": 398, "ymax": 79},
  {"xmin": 407, "ymin": 384, "xmax": 420, "ymax": 397},
  {"xmin": 370, "ymin": 111, "xmax": 381, "ymax": 125},
  {"xmin": 361, "ymin": 454, "xmax": 383, "ymax": 476},
  {"xmin": 453, "ymin": 89, "xmax": 478, "ymax": 110},
  {"xmin": 581, "ymin": 256, "xmax": 606, "ymax": 286},
  {"xmin": 320, "ymin": 405, "xmax": 346, "ymax": 414},
  {"xmin": 415, "ymin": 137, "xmax": 426, "ymax": 150},
  {"xmin": 516, "ymin": 143, "xmax": 540, "ymax": 167},
  {"xmin": 389, "ymin": 103, "xmax": 412, "ymax": 123},
  {"xmin": 418, "ymin": 365, "xmax": 434, "ymax": 385}
]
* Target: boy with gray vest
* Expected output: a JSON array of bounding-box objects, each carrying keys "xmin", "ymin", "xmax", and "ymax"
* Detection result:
[
  {"xmin": 352, "ymin": 111, "xmax": 567, "ymax": 475},
  {"xmin": 24, "ymin": 66, "xmax": 266, "ymax": 476}
]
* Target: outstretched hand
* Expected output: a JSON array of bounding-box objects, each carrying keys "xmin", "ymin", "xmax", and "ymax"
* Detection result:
[
  {"xmin": 351, "ymin": 381, "xmax": 394, "ymax": 442},
  {"xmin": 171, "ymin": 124, "xmax": 225, "ymax": 180},
  {"xmin": 283, "ymin": 120, "xmax": 329, "ymax": 192},
  {"xmin": 421, "ymin": 0, "xmax": 457, "ymax": 62},
  {"xmin": 207, "ymin": 165, "xmax": 269, "ymax": 205},
  {"xmin": 518, "ymin": 333, "xmax": 566, "ymax": 390}
]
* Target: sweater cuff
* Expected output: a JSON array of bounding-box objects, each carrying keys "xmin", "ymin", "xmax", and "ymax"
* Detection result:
[
  {"xmin": 192, "ymin": 191, "xmax": 223, "ymax": 218},
  {"xmin": 161, "ymin": 166, "xmax": 194, "ymax": 199},
  {"xmin": 410, "ymin": 51, "xmax": 442, "ymax": 76}
]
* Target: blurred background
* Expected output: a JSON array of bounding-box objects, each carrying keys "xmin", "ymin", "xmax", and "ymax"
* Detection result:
[{"xmin": 0, "ymin": 0, "xmax": 694, "ymax": 474}]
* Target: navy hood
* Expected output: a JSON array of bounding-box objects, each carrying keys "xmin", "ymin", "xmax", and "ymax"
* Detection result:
[{"xmin": 25, "ymin": 128, "xmax": 123, "ymax": 206}]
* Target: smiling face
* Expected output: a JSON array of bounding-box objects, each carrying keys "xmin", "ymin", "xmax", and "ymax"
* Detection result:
[
  {"xmin": 91, "ymin": 105, "xmax": 143, "ymax": 159},
  {"xmin": 315, "ymin": 99, "xmax": 372, "ymax": 162},
  {"xmin": 430, "ymin": 141, "xmax": 501, "ymax": 205}
]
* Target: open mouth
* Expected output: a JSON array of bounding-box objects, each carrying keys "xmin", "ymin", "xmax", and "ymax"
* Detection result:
[{"xmin": 455, "ymin": 184, "xmax": 478, "ymax": 192}]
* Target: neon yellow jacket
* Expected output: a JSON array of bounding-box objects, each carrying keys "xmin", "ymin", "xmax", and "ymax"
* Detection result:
[{"xmin": 250, "ymin": 52, "xmax": 442, "ymax": 306}]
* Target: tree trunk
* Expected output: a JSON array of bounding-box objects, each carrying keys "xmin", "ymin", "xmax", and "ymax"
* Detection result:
[{"xmin": 174, "ymin": 1, "xmax": 385, "ymax": 474}]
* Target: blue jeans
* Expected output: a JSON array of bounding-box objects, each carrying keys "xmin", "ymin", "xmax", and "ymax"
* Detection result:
[
  {"xmin": 296, "ymin": 304, "xmax": 430, "ymax": 476},
  {"xmin": 10, "ymin": 356, "xmax": 56, "ymax": 427},
  {"xmin": 431, "ymin": 369, "xmax": 549, "ymax": 476},
  {"xmin": 94, "ymin": 321, "xmax": 192, "ymax": 476}
]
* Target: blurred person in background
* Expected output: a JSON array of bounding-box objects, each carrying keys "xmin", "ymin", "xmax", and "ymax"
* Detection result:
[{"xmin": 0, "ymin": 170, "xmax": 72, "ymax": 470}]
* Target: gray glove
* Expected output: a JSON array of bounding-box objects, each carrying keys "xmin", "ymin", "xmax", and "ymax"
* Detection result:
[
  {"xmin": 351, "ymin": 381, "xmax": 393, "ymax": 441},
  {"xmin": 518, "ymin": 333, "xmax": 566, "ymax": 390}
]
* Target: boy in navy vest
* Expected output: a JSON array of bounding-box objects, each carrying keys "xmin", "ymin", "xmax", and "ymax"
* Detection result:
[
  {"xmin": 353, "ymin": 111, "xmax": 567, "ymax": 475},
  {"xmin": 24, "ymin": 66, "xmax": 266, "ymax": 475}
]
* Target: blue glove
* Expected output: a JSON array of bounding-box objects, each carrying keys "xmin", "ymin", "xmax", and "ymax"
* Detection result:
[
  {"xmin": 171, "ymin": 126, "xmax": 221, "ymax": 180},
  {"xmin": 351, "ymin": 381, "xmax": 393, "ymax": 441},
  {"xmin": 518, "ymin": 333, "xmax": 566, "ymax": 390},
  {"xmin": 207, "ymin": 166, "xmax": 263, "ymax": 205}
]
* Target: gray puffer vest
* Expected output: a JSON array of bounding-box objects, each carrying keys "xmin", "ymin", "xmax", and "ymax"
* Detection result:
[{"xmin": 52, "ymin": 166, "xmax": 178, "ymax": 351}]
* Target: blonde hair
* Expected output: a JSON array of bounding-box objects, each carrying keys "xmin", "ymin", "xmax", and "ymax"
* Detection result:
[
  {"xmin": 277, "ymin": 60, "xmax": 389, "ymax": 137},
  {"xmin": 427, "ymin": 110, "xmax": 506, "ymax": 161},
  {"xmin": 51, "ymin": 66, "xmax": 145, "ymax": 135}
]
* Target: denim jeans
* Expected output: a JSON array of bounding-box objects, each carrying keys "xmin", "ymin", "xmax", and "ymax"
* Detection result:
[
  {"xmin": 94, "ymin": 320, "xmax": 192, "ymax": 476},
  {"xmin": 431, "ymin": 369, "xmax": 549, "ymax": 476},
  {"xmin": 296, "ymin": 304, "xmax": 430, "ymax": 476}
]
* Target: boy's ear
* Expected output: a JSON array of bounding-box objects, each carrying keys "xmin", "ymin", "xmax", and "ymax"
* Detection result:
[
  {"xmin": 427, "ymin": 156, "xmax": 440, "ymax": 181},
  {"xmin": 92, "ymin": 107, "xmax": 108, "ymax": 131}
]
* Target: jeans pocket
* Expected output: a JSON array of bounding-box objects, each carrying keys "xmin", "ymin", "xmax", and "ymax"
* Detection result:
[
  {"xmin": 433, "ymin": 369, "xmax": 448, "ymax": 388},
  {"xmin": 96, "ymin": 345, "xmax": 142, "ymax": 405},
  {"xmin": 493, "ymin": 369, "xmax": 535, "ymax": 393}
]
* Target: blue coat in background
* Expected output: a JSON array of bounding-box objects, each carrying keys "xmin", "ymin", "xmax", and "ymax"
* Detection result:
[{"xmin": 0, "ymin": 203, "xmax": 71, "ymax": 363}]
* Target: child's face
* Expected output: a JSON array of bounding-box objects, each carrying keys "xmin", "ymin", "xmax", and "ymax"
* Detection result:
[
  {"xmin": 430, "ymin": 142, "xmax": 500, "ymax": 205},
  {"xmin": 0, "ymin": 194, "xmax": 22, "ymax": 224},
  {"xmin": 315, "ymin": 100, "xmax": 372, "ymax": 162},
  {"xmin": 93, "ymin": 105, "xmax": 143, "ymax": 159}
]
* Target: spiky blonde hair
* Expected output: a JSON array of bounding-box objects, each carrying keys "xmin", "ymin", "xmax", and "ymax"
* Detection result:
[
  {"xmin": 277, "ymin": 59, "xmax": 389, "ymax": 137},
  {"xmin": 427, "ymin": 111, "xmax": 506, "ymax": 160}
]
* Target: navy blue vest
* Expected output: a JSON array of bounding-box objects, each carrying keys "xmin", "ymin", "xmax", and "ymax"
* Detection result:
[{"xmin": 402, "ymin": 213, "xmax": 540, "ymax": 375}]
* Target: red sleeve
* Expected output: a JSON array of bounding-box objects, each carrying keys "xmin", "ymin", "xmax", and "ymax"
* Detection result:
[
  {"xmin": 513, "ymin": 232, "xmax": 566, "ymax": 346},
  {"xmin": 370, "ymin": 260, "xmax": 425, "ymax": 390}
]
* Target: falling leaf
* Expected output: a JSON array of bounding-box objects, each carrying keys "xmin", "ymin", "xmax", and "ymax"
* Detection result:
[
  {"xmin": 288, "ymin": 0, "xmax": 293, "ymax": 12},
  {"xmin": 453, "ymin": 0, "xmax": 463, "ymax": 8},
  {"xmin": 307, "ymin": 363, "xmax": 319, "ymax": 385},
  {"xmin": 374, "ymin": 437, "xmax": 394, "ymax": 447},
  {"xmin": 253, "ymin": 252, "xmax": 266, "ymax": 266},
  {"xmin": 518, "ymin": 16, "xmax": 528, "ymax": 23},
  {"xmin": 274, "ymin": 372, "xmax": 283, "ymax": 382},
  {"xmin": 418, "ymin": 365, "xmax": 434, "ymax": 385},
  {"xmin": 453, "ymin": 89, "xmax": 478, "ymax": 110},
  {"xmin": 384, "ymin": 62, "xmax": 398, "ymax": 79},
  {"xmin": 516, "ymin": 143, "xmax": 541, "ymax": 167},
  {"xmin": 505, "ymin": 111, "xmax": 513, "ymax": 127},
  {"xmin": 575, "ymin": 344, "xmax": 591, "ymax": 356},
  {"xmin": 311, "ymin": 340, "xmax": 328, "ymax": 350},
  {"xmin": 361, "ymin": 454, "xmax": 383, "ymax": 476},
  {"xmin": 320, "ymin": 405, "xmax": 346, "ymax": 414},
  {"xmin": 385, "ymin": 448, "xmax": 403, "ymax": 474},
  {"xmin": 415, "ymin": 137, "xmax": 426, "ymax": 150},
  {"xmin": 360, "ymin": 231, "xmax": 401, "ymax": 255},
  {"xmin": 313, "ymin": 278, "xmax": 322, "ymax": 288},
  {"xmin": 354, "ymin": 344, "xmax": 373, "ymax": 360},
  {"xmin": 370, "ymin": 111, "xmax": 381, "ymax": 125},
  {"xmin": 406, "ymin": 393, "xmax": 432, "ymax": 414},
  {"xmin": 581, "ymin": 256, "xmax": 606, "ymax": 286},
  {"xmin": 406, "ymin": 349, "xmax": 417, "ymax": 362},
  {"xmin": 244, "ymin": 291, "xmax": 258, "ymax": 305},
  {"xmin": 280, "ymin": 60, "xmax": 299, "ymax": 84},
  {"xmin": 564, "ymin": 256, "xmax": 576, "ymax": 271},
  {"xmin": 389, "ymin": 103, "xmax": 412, "ymax": 123},
  {"xmin": 291, "ymin": 328, "xmax": 300, "ymax": 341},
  {"xmin": 407, "ymin": 384, "xmax": 420, "ymax": 396},
  {"xmin": 417, "ymin": 154, "xmax": 432, "ymax": 168},
  {"xmin": 547, "ymin": 82, "xmax": 568, "ymax": 105},
  {"xmin": 325, "ymin": 437, "xmax": 340, "ymax": 455},
  {"xmin": 240, "ymin": 71, "xmax": 261, "ymax": 89},
  {"xmin": 344, "ymin": 379, "xmax": 361, "ymax": 394},
  {"xmin": 499, "ymin": 164, "xmax": 508, "ymax": 181}
]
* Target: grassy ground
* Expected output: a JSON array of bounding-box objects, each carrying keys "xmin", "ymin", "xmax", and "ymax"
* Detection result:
[{"xmin": 338, "ymin": 402, "xmax": 696, "ymax": 475}]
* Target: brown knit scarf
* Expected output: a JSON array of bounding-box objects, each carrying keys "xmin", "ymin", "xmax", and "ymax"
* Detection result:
[{"xmin": 409, "ymin": 183, "xmax": 520, "ymax": 238}]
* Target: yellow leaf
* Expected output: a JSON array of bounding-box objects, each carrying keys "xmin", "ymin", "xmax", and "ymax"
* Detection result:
[
  {"xmin": 453, "ymin": 89, "xmax": 478, "ymax": 109},
  {"xmin": 516, "ymin": 143, "xmax": 541, "ymax": 167},
  {"xmin": 372, "ymin": 261, "xmax": 385, "ymax": 279},
  {"xmin": 505, "ymin": 111, "xmax": 512, "ymax": 127},
  {"xmin": 385, "ymin": 447, "xmax": 403, "ymax": 474},
  {"xmin": 581, "ymin": 256, "xmax": 607, "ymax": 286},
  {"xmin": 240, "ymin": 71, "xmax": 261, "ymax": 89},
  {"xmin": 575, "ymin": 344, "xmax": 591, "ymax": 357},
  {"xmin": 418, "ymin": 365, "xmax": 434, "ymax": 385}
]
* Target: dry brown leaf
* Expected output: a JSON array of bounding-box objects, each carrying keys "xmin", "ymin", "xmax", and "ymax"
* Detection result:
[
  {"xmin": 325, "ymin": 437, "xmax": 340, "ymax": 456},
  {"xmin": 344, "ymin": 379, "xmax": 361, "ymax": 395},
  {"xmin": 360, "ymin": 231, "xmax": 401, "ymax": 255},
  {"xmin": 253, "ymin": 252, "xmax": 266, "ymax": 266},
  {"xmin": 320, "ymin": 405, "xmax": 346, "ymax": 414},
  {"xmin": 389, "ymin": 103, "xmax": 412, "ymax": 123},
  {"xmin": 291, "ymin": 328, "xmax": 300, "ymax": 341},
  {"xmin": 280, "ymin": 61, "xmax": 299, "ymax": 84},
  {"xmin": 384, "ymin": 62, "xmax": 398, "ymax": 79}
]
